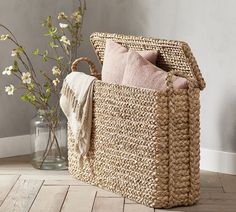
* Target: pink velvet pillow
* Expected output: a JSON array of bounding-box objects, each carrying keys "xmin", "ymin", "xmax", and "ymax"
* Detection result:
[
  {"xmin": 122, "ymin": 51, "xmax": 188, "ymax": 91},
  {"xmin": 102, "ymin": 40, "xmax": 158, "ymax": 84}
]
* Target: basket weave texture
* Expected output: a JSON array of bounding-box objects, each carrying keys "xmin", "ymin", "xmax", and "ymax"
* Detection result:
[{"xmin": 67, "ymin": 32, "xmax": 205, "ymax": 208}]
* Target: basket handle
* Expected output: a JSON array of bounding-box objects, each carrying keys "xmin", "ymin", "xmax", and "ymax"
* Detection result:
[{"xmin": 71, "ymin": 57, "xmax": 101, "ymax": 79}]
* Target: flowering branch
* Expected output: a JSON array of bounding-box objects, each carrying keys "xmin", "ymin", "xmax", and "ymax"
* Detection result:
[{"xmin": 0, "ymin": 2, "xmax": 86, "ymax": 115}]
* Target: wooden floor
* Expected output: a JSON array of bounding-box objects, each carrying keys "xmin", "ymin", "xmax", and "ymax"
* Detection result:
[{"xmin": 0, "ymin": 156, "xmax": 236, "ymax": 212}]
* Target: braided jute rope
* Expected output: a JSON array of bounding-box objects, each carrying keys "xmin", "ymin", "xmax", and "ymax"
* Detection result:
[
  {"xmin": 67, "ymin": 33, "xmax": 204, "ymax": 209},
  {"xmin": 71, "ymin": 57, "xmax": 101, "ymax": 79}
]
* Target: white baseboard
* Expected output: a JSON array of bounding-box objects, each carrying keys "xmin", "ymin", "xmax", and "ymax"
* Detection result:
[
  {"xmin": 1, "ymin": 134, "xmax": 236, "ymax": 175},
  {"xmin": 200, "ymin": 147, "xmax": 236, "ymax": 175},
  {"xmin": 0, "ymin": 134, "xmax": 31, "ymax": 158}
]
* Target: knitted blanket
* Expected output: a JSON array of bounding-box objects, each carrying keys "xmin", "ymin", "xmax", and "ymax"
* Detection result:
[{"xmin": 60, "ymin": 72, "xmax": 96, "ymax": 166}]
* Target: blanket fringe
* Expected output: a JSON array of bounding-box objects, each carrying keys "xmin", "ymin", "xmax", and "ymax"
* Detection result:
[
  {"xmin": 61, "ymin": 81, "xmax": 94, "ymax": 168},
  {"xmin": 61, "ymin": 81, "xmax": 81, "ymax": 119}
]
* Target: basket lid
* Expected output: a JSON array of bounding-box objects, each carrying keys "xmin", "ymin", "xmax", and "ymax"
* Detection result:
[{"xmin": 90, "ymin": 32, "xmax": 205, "ymax": 90}]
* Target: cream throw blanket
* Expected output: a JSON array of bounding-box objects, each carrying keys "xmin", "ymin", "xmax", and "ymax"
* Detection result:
[{"xmin": 60, "ymin": 72, "xmax": 96, "ymax": 166}]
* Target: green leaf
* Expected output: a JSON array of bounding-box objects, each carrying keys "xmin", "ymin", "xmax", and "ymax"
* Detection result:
[
  {"xmin": 44, "ymin": 32, "xmax": 50, "ymax": 37},
  {"xmin": 45, "ymin": 89, "xmax": 51, "ymax": 98},
  {"xmin": 21, "ymin": 93, "xmax": 36, "ymax": 104},
  {"xmin": 51, "ymin": 27, "xmax": 57, "ymax": 34},
  {"xmin": 12, "ymin": 60, "xmax": 19, "ymax": 72},
  {"xmin": 42, "ymin": 16, "xmax": 52, "ymax": 28},
  {"xmin": 43, "ymin": 79, "xmax": 51, "ymax": 93},
  {"xmin": 46, "ymin": 88, "xmax": 51, "ymax": 94},
  {"xmin": 13, "ymin": 60, "xmax": 18, "ymax": 67},
  {"xmin": 43, "ymin": 50, "xmax": 48, "ymax": 62},
  {"xmin": 47, "ymin": 16, "xmax": 52, "ymax": 25},
  {"xmin": 41, "ymin": 16, "xmax": 52, "ymax": 27},
  {"xmin": 40, "ymin": 97, "xmax": 48, "ymax": 104},
  {"xmin": 56, "ymin": 56, "xmax": 63, "ymax": 61},
  {"xmin": 52, "ymin": 34, "xmax": 59, "ymax": 40},
  {"xmin": 49, "ymin": 41, "xmax": 58, "ymax": 48},
  {"xmin": 17, "ymin": 46, "xmax": 24, "ymax": 52},
  {"xmin": 29, "ymin": 95, "xmax": 36, "ymax": 102},
  {"xmin": 39, "ymin": 93, "xmax": 48, "ymax": 104},
  {"xmin": 27, "ymin": 83, "xmax": 35, "ymax": 91},
  {"xmin": 43, "ymin": 81, "xmax": 49, "ymax": 89},
  {"xmin": 43, "ymin": 76, "xmax": 51, "ymax": 98},
  {"xmin": 20, "ymin": 94, "xmax": 29, "ymax": 102},
  {"xmin": 33, "ymin": 48, "xmax": 39, "ymax": 55},
  {"xmin": 45, "ymin": 27, "xmax": 57, "ymax": 37}
]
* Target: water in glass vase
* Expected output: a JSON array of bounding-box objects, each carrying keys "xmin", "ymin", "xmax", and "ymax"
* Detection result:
[{"xmin": 30, "ymin": 110, "xmax": 68, "ymax": 170}]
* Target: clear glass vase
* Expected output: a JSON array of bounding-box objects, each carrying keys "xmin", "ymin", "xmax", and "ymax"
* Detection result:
[{"xmin": 30, "ymin": 110, "xmax": 68, "ymax": 170}]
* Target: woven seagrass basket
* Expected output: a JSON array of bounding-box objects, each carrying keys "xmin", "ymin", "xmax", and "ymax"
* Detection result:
[{"xmin": 67, "ymin": 32, "xmax": 206, "ymax": 208}]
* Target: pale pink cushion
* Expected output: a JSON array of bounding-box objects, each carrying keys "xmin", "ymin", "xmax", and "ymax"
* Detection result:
[
  {"xmin": 102, "ymin": 40, "xmax": 157, "ymax": 84},
  {"xmin": 122, "ymin": 51, "xmax": 188, "ymax": 90}
]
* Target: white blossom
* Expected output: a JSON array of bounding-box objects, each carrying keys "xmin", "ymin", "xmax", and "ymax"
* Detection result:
[
  {"xmin": 59, "ymin": 23, "xmax": 68, "ymax": 29},
  {"xmin": 21, "ymin": 72, "xmax": 32, "ymax": 84},
  {"xmin": 60, "ymin": 35, "xmax": 70, "ymax": 46},
  {"xmin": 11, "ymin": 49, "xmax": 18, "ymax": 57},
  {"xmin": 52, "ymin": 78, "xmax": 60, "ymax": 86},
  {"xmin": 0, "ymin": 34, "xmax": 9, "ymax": 41},
  {"xmin": 5, "ymin": 84, "xmax": 15, "ymax": 95},
  {"xmin": 52, "ymin": 66, "xmax": 61, "ymax": 76},
  {"xmin": 71, "ymin": 11, "xmax": 82, "ymax": 23},
  {"xmin": 58, "ymin": 12, "xmax": 67, "ymax": 20},
  {"xmin": 2, "ymin": 66, "xmax": 13, "ymax": 75}
]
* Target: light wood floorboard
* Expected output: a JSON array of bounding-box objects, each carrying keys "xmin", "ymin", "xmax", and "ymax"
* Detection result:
[
  {"xmin": 0, "ymin": 178, "xmax": 43, "ymax": 212},
  {"xmin": 124, "ymin": 204, "xmax": 154, "ymax": 212},
  {"xmin": 0, "ymin": 155, "xmax": 236, "ymax": 212},
  {"xmin": 93, "ymin": 198, "xmax": 124, "ymax": 212},
  {"xmin": 29, "ymin": 185, "xmax": 69, "ymax": 212},
  {"xmin": 61, "ymin": 186, "xmax": 97, "ymax": 212},
  {"xmin": 0, "ymin": 175, "xmax": 19, "ymax": 205}
]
